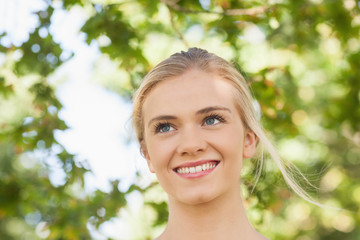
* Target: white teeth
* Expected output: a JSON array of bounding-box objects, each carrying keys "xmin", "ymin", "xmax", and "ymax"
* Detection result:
[
  {"xmin": 176, "ymin": 162, "xmax": 217, "ymax": 174},
  {"xmin": 202, "ymin": 164, "xmax": 206, "ymax": 171}
]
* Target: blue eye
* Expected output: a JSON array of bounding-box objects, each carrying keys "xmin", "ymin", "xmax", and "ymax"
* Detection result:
[
  {"xmin": 154, "ymin": 123, "xmax": 174, "ymax": 133},
  {"xmin": 160, "ymin": 124, "xmax": 171, "ymax": 132},
  {"xmin": 204, "ymin": 114, "xmax": 225, "ymax": 126},
  {"xmin": 205, "ymin": 117, "xmax": 218, "ymax": 125}
]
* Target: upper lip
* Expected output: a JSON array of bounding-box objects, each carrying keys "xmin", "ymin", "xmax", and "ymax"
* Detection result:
[{"xmin": 173, "ymin": 160, "xmax": 220, "ymax": 170}]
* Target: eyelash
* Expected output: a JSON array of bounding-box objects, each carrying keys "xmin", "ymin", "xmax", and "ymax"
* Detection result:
[
  {"xmin": 203, "ymin": 113, "xmax": 226, "ymax": 125},
  {"xmin": 153, "ymin": 121, "xmax": 172, "ymax": 134},
  {"xmin": 152, "ymin": 113, "xmax": 226, "ymax": 134}
]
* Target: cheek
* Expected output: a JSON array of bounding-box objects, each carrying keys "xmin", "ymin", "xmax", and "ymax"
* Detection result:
[
  {"xmin": 222, "ymin": 142, "xmax": 244, "ymax": 163},
  {"xmin": 146, "ymin": 138, "xmax": 174, "ymax": 168},
  {"xmin": 214, "ymin": 127, "xmax": 244, "ymax": 155}
]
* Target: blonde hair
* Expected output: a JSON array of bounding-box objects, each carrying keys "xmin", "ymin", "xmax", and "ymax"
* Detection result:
[{"xmin": 132, "ymin": 48, "xmax": 318, "ymax": 205}]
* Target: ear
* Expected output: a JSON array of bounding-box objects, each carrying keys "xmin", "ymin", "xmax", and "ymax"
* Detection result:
[
  {"xmin": 243, "ymin": 130, "xmax": 258, "ymax": 159},
  {"xmin": 141, "ymin": 144, "xmax": 155, "ymax": 173}
]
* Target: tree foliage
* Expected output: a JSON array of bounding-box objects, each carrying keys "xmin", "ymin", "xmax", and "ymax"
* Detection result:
[{"xmin": 0, "ymin": 0, "xmax": 359, "ymax": 239}]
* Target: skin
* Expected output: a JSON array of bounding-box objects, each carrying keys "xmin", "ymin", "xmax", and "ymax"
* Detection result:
[{"xmin": 141, "ymin": 68, "xmax": 269, "ymax": 240}]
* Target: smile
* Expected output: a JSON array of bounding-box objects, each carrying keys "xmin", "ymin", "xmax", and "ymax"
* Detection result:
[{"xmin": 173, "ymin": 161, "xmax": 220, "ymax": 179}]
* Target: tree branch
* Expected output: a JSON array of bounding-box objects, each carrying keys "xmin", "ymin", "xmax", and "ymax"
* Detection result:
[
  {"xmin": 161, "ymin": 0, "xmax": 268, "ymax": 16},
  {"xmin": 167, "ymin": 6, "xmax": 190, "ymax": 48},
  {"xmin": 224, "ymin": 6, "xmax": 268, "ymax": 16}
]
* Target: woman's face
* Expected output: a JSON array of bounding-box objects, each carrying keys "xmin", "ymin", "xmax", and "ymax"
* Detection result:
[{"xmin": 142, "ymin": 68, "xmax": 257, "ymax": 205}]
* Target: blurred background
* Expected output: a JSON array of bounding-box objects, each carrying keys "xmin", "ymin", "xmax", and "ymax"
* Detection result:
[{"xmin": 0, "ymin": 0, "xmax": 359, "ymax": 239}]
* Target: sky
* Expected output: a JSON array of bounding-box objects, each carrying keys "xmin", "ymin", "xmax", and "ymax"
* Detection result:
[
  {"xmin": 0, "ymin": 0, "xmax": 153, "ymax": 238},
  {"xmin": 1, "ymin": 0, "xmax": 153, "ymax": 189}
]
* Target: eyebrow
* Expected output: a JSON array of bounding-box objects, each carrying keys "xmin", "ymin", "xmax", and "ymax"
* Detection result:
[
  {"xmin": 147, "ymin": 115, "xmax": 177, "ymax": 127},
  {"xmin": 196, "ymin": 106, "xmax": 231, "ymax": 115},
  {"xmin": 147, "ymin": 106, "xmax": 231, "ymax": 127}
]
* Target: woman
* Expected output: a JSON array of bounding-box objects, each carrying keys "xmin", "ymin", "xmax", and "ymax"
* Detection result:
[{"xmin": 132, "ymin": 48, "xmax": 314, "ymax": 239}]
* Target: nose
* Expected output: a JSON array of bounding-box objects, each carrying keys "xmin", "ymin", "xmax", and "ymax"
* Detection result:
[{"xmin": 176, "ymin": 126, "xmax": 207, "ymax": 156}]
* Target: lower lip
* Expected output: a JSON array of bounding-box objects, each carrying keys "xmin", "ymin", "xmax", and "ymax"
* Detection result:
[{"xmin": 174, "ymin": 164, "xmax": 218, "ymax": 179}]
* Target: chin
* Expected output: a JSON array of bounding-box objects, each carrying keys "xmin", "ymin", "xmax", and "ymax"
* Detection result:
[{"xmin": 173, "ymin": 189, "xmax": 220, "ymax": 206}]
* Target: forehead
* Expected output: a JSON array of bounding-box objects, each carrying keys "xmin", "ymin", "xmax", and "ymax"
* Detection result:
[{"xmin": 142, "ymin": 69, "xmax": 237, "ymax": 119}]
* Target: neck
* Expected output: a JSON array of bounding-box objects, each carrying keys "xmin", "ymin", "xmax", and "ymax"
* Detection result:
[{"xmin": 158, "ymin": 186, "xmax": 266, "ymax": 240}]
